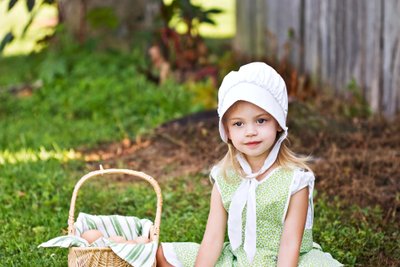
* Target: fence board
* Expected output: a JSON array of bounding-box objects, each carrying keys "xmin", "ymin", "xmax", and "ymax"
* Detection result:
[
  {"xmin": 265, "ymin": 0, "xmax": 302, "ymax": 65},
  {"xmin": 383, "ymin": 0, "xmax": 400, "ymax": 116},
  {"xmin": 303, "ymin": 0, "xmax": 321, "ymax": 81},
  {"xmin": 363, "ymin": 0, "xmax": 382, "ymax": 112}
]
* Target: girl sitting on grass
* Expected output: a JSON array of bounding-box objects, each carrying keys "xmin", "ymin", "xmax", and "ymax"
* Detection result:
[{"xmin": 156, "ymin": 62, "xmax": 342, "ymax": 266}]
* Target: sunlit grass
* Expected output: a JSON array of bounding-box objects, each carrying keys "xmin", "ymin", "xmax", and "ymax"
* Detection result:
[{"xmin": 0, "ymin": 147, "xmax": 81, "ymax": 165}]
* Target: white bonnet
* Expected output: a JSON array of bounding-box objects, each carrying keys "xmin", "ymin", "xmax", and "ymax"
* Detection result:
[{"xmin": 217, "ymin": 62, "xmax": 288, "ymax": 143}]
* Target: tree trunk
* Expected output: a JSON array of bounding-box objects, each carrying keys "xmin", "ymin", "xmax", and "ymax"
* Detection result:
[{"xmin": 58, "ymin": 0, "xmax": 160, "ymax": 48}]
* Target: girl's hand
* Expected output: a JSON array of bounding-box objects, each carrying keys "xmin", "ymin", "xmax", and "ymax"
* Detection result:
[
  {"xmin": 195, "ymin": 184, "xmax": 227, "ymax": 267},
  {"xmin": 277, "ymin": 187, "xmax": 309, "ymax": 267}
]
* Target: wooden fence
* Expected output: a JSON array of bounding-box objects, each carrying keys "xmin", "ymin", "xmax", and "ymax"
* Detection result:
[{"xmin": 234, "ymin": 0, "xmax": 400, "ymax": 117}]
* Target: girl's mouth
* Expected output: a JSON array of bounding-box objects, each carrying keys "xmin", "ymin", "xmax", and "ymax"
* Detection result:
[{"xmin": 245, "ymin": 141, "xmax": 261, "ymax": 146}]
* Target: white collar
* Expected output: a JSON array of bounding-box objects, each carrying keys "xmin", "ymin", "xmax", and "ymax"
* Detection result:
[{"xmin": 228, "ymin": 130, "xmax": 287, "ymax": 263}]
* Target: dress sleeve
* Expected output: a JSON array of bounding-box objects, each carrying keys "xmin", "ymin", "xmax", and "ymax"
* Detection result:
[
  {"xmin": 209, "ymin": 165, "xmax": 222, "ymax": 194},
  {"xmin": 290, "ymin": 169, "xmax": 315, "ymax": 229}
]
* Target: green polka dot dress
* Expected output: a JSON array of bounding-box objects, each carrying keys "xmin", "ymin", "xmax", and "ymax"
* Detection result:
[{"xmin": 162, "ymin": 167, "xmax": 342, "ymax": 266}]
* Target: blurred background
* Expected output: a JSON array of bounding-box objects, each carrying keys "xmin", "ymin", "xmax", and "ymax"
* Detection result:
[{"xmin": 0, "ymin": 0, "xmax": 399, "ymax": 266}]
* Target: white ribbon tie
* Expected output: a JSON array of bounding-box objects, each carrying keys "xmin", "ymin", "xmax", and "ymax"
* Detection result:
[{"xmin": 227, "ymin": 130, "xmax": 287, "ymax": 263}]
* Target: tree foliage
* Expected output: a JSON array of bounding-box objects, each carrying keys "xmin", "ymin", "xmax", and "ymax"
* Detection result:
[{"xmin": 1, "ymin": 0, "xmax": 57, "ymax": 53}]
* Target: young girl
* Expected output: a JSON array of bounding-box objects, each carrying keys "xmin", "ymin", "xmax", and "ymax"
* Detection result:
[{"xmin": 156, "ymin": 62, "xmax": 342, "ymax": 266}]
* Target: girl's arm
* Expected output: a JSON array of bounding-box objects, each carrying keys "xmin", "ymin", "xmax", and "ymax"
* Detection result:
[
  {"xmin": 195, "ymin": 184, "xmax": 227, "ymax": 267},
  {"xmin": 277, "ymin": 187, "xmax": 309, "ymax": 267}
]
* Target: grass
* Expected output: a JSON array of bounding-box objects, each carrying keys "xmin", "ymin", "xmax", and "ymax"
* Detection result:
[
  {"xmin": 0, "ymin": 41, "xmax": 200, "ymax": 265},
  {"xmin": 313, "ymin": 195, "xmax": 398, "ymax": 265},
  {"xmin": 0, "ymin": 46, "xmax": 196, "ymax": 150}
]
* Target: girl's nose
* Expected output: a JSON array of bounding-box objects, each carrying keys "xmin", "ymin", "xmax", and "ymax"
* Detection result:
[{"xmin": 245, "ymin": 124, "xmax": 257, "ymax": 136}]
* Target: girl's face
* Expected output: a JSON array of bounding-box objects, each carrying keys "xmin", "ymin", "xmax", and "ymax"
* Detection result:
[{"xmin": 224, "ymin": 101, "xmax": 281, "ymax": 170}]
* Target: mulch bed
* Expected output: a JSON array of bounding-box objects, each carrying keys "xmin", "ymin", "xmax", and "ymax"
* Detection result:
[{"xmin": 84, "ymin": 105, "xmax": 400, "ymax": 224}]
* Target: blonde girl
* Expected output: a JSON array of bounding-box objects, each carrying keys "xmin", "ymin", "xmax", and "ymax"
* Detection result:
[{"xmin": 156, "ymin": 62, "xmax": 342, "ymax": 266}]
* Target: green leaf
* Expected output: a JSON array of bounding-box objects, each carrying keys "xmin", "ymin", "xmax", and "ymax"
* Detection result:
[
  {"xmin": 0, "ymin": 32, "xmax": 14, "ymax": 52},
  {"xmin": 26, "ymin": 0, "xmax": 35, "ymax": 11},
  {"xmin": 201, "ymin": 17, "xmax": 216, "ymax": 25},
  {"xmin": 8, "ymin": 0, "xmax": 18, "ymax": 11},
  {"xmin": 205, "ymin": 8, "xmax": 223, "ymax": 14}
]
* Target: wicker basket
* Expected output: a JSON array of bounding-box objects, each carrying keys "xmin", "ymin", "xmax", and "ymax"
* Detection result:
[{"xmin": 67, "ymin": 168, "xmax": 162, "ymax": 267}]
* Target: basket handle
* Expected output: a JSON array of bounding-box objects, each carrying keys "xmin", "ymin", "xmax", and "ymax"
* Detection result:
[{"xmin": 67, "ymin": 168, "xmax": 162, "ymax": 243}]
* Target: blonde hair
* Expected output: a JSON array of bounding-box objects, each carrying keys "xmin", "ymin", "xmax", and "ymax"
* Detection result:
[
  {"xmin": 217, "ymin": 135, "xmax": 312, "ymax": 181},
  {"xmin": 275, "ymin": 140, "xmax": 312, "ymax": 172}
]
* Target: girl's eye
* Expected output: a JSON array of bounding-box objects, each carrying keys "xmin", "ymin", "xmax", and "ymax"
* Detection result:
[
  {"xmin": 233, "ymin": 121, "xmax": 243, "ymax": 127},
  {"xmin": 257, "ymin": 118, "xmax": 267, "ymax": 124}
]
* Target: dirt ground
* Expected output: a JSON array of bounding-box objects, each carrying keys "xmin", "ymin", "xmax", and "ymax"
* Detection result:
[{"xmin": 85, "ymin": 102, "xmax": 400, "ymax": 224}]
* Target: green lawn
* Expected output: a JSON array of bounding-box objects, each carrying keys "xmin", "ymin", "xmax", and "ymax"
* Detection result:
[{"xmin": 0, "ymin": 45, "xmax": 200, "ymax": 265}]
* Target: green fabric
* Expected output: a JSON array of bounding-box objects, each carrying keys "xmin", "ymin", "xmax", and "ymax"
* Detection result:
[{"xmin": 166, "ymin": 167, "xmax": 342, "ymax": 266}]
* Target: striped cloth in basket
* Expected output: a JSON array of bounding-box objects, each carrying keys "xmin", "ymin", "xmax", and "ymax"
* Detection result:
[{"xmin": 39, "ymin": 212, "xmax": 157, "ymax": 267}]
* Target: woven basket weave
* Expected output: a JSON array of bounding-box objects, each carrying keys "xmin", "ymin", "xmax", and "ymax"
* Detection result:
[{"xmin": 67, "ymin": 168, "xmax": 162, "ymax": 267}]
